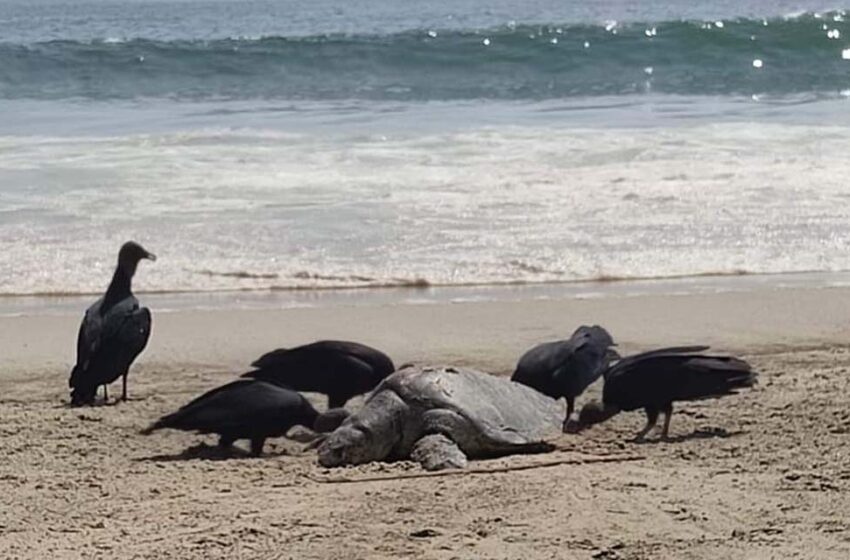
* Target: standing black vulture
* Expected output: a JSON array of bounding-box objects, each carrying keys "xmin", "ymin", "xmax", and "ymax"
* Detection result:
[
  {"xmin": 141, "ymin": 379, "xmax": 343, "ymax": 456},
  {"xmin": 69, "ymin": 241, "xmax": 155, "ymax": 406},
  {"xmin": 511, "ymin": 325, "xmax": 618, "ymax": 430},
  {"xmin": 241, "ymin": 340, "xmax": 395, "ymax": 408},
  {"xmin": 568, "ymin": 346, "xmax": 757, "ymax": 441}
]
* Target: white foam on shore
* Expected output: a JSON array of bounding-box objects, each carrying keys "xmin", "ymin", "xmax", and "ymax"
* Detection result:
[{"xmin": 1, "ymin": 102, "xmax": 850, "ymax": 297}]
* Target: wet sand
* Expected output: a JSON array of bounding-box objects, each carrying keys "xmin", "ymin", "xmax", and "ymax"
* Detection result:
[{"xmin": 1, "ymin": 285, "xmax": 850, "ymax": 559}]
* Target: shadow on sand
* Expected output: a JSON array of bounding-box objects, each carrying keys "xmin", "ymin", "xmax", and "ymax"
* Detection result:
[
  {"xmin": 136, "ymin": 442, "xmax": 291, "ymax": 462},
  {"xmin": 55, "ymin": 396, "xmax": 146, "ymax": 409},
  {"xmin": 634, "ymin": 426, "xmax": 745, "ymax": 445}
]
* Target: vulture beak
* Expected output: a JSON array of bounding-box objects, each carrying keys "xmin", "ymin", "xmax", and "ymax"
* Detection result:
[{"xmin": 563, "ymin": 418, "xmax": 586, "ymax": 434}]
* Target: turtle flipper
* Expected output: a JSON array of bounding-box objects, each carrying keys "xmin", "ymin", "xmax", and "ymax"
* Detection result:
[{"xmin": 411, "ymin": 434, "xmax": 468, "ymax": 471}]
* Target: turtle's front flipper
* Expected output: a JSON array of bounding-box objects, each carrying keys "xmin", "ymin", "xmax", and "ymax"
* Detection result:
[{"xmin": 411, "ymin": 434, "xmax": 468, "ymax": 471}]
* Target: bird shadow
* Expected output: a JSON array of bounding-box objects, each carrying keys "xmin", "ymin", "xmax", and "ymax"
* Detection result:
[
  {"xmin": 135, "ymin": 443, "xmax": 289, "ymax": 463},
  {"xmin": 633, "ymin": 427, "xmax": 745, "ymax": 445},
  {"xmin": 57, "ymin": 397, "xmax": 143, "ymax": 409}
]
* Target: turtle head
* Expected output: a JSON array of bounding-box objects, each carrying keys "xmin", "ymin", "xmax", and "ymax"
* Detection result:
[
  {"xmin": 318, "ymin": 423, "xmax": 385, "ymax": 467},
  {"xmin": 317, "ymin": 390, "xmax": 404, "ymax": 467},
  {"xmin": 301, "ymin": 409, "xmax": 352, "ymax": 452}
]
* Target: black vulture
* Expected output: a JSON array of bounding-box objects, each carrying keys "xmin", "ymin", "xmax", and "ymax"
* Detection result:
[
  {"xmin": 141, "ymin": 379, "xmax": 342, "ymax": 456},
  {"xmin": 69, "ymin": 241, "xmax": 155, "ymax": 406},
  {"xmin": 511, "ymin": 325, "xmax": 618, "ymax": 430},
  {"xmin": 241, "ymin": 340, "xmax": 395, "ymax": 408},
  {"xmin": 568, "ymin": 346, "xmax": 757, "ymax": 441}
]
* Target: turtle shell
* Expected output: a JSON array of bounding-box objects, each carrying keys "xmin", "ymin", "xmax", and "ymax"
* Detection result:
[{"xmin": 376, "ymin": 365, "xmax": 564, "ymax": 458}]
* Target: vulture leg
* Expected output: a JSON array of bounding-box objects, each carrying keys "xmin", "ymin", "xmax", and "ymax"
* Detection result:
[
  {"xmin": 121, "ymin": 373, "xmax": 128, "ymax": 402},
  {"xmin": 660, "ymin": 403, "xmax": 673, "ymax": 440},
  {"xmin": 250, "ymin": 437, "xmax": 266, "ymax": 457},
  {"xmin": 562, "ymin": 397, "xmax": 575, "ymax": 432},
  {"xmin": 634, "ymin": 407, "xmax": 659, "ymax": 442},
  {"xmin": 102, "ymin": 384, "xmax": 109, "ymax": 403}
]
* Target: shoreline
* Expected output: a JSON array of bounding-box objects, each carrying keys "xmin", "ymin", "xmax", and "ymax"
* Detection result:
[
  {"xmin": 3, "ymin": 268, "xmax": 850, "ymax": 318},
  {"xmin": 3, "ymin": 278, "xmax": 850, "ymax": 380}
]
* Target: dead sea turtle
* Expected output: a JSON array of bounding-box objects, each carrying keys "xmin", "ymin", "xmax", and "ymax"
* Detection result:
[{"xmin": 317, "ymin": 365, "xmax": 564, "ymax": 471}]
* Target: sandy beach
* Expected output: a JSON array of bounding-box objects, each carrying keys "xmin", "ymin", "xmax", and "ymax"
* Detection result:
[{"xmin": 1, "ymin": 283, "xmax": 850, "ymax": 559}]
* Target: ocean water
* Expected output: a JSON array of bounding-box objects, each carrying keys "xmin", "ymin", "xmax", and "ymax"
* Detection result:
[{"xmin": 1, "ymin": 0, "xmax": 850, "ymax": 299}]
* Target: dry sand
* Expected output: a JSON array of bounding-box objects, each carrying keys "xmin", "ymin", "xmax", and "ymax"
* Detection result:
[{"xmin": 1, "ymin": 285, "xmax": 850, "ymax": 559}]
